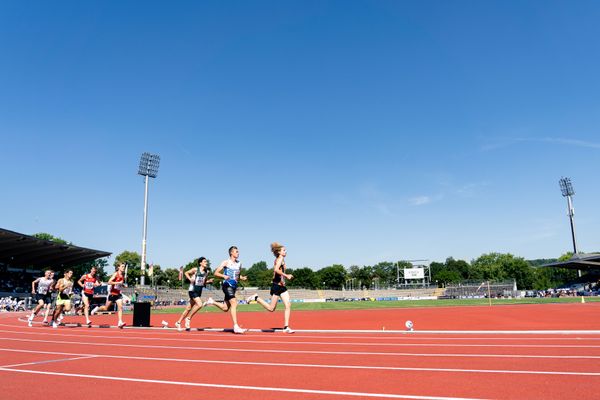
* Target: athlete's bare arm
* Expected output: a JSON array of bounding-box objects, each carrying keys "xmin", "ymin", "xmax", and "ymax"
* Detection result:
[
  {"xmin": 184, "ymin": 268, "xmax": 197, "ymax": 282},
  {"xmin": 213, "ymin": 261, "xmax": 228, "ymax": 280},
  {"xmin": 31, "ymin": 278, "xmax": 40, "ymax": 294},
  {"xmin": 107, "ymin": 273, "xmax": 119, "ymax": 285},
  {"xmin": 274, "ymin": 257, "xmax": 293, "ymax": 280}
]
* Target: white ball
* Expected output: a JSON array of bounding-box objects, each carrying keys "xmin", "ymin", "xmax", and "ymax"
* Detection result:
[{"xmin": 405, "ymin": 320, "xmax": 414, "ymax": 330}]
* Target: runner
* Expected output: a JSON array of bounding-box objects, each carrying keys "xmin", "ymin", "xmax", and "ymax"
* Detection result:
[
  {"xmin": 42, "ymin": 271, "xmax": 56, "ymax": 325},
  {"xmin": 91, "ymin": 263, "xmax": 127, "ymax": 328},
  {"xmin": 52, "ymin": 269, "xmax": 74, "ymax": 328},
  {"xmin": 203, "ymin": 246, "xmax": 248, "ymax": 334},
  {"xmin": 27, "ymin": 269, "xmax": 55, "ymax": 327},
  {"xmin": 174, "ymin": 257, "xmax": 214, "ymax": 331},
  {"xmin": 77, "ymin": 266, "xmax": 101, "ymax": 326},
  {"xmin": 247, "ymin": 242, "xmax": 295, "ymax": 333}
]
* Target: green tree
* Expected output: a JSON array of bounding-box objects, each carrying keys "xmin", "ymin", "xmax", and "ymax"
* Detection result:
[
  {"xmin": 288, "ymin": 267, "xmax": 318, "ymax": 289},
  {"xmin": 245, "ymin": 261, "xmax": 272, "ymax": 288},
  {"xmin": 372, "ymin": 262, "xmax": 397, "ymax": 287},
  {"xmin": 348, "ymin": 265, "xmax": 373, "ymax": 289},
  {"xmin": 317, "ymin": 264, "xmax": 347, "ymax": 289},
  {"xmin": 471, "ymin": 253, "xmax": 534, "ymax": 289},
  {"xmin": 162, "ymin": 268, "xmax": 182, "ymax": 288},
  {"xmin": 431, "ymin": 258, "xmax": 471, "ymax": 286},
  {"xmin": 32, "ymin": 232, "xmax": 68, "ymax": 244},
  {"xmin": 114, "ymin": 251, "xmax": 142, "ymax": 286}
]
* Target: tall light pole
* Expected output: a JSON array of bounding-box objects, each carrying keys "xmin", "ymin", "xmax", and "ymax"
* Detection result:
[
  {"xmin": 138, "ymin": 152, "xmax": 160, "ymax": 286},
  {"xmin": 559, "ymin": 177, "xmax": 578, "ymax": 255}
]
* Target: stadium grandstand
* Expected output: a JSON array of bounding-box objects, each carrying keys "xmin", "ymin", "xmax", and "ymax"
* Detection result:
[{"xmin": 0, "ymin": 227, "xmax": 110, "ymax": 297}]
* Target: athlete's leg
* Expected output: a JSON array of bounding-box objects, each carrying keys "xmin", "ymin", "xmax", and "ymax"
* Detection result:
[
  {"xmin": 31, "ymin": 299, "xmax": 44, "ymax": 317},
  {"xmin": 42, "ymin": 303, "xmax": 52, "ymax": 322},
  {"xmin": 82, "ymin": 295, "xmax": 92, "ymax": 323},
  {"xmin": 188, "ymin": 297, "xmax": 203, "ymax": 319},
  {"xmin": 62, "ymin": 301, "xmax": 71, "ymax": 320},
  {"xmin": 116, "ymin": 299, "xmax": 125, "ymax": 327},
  {"xmin": 176, "ymin": 301, "xmax": 193, "ymax": 324},
  {"xmin": 280, "ymin": 291, "xmax": 292, "ymax": 328},
  {"xmin": 255, "ymin": 295, "xmax": 278, "ymax": 312},
  {"xmin": 52, "ymin": 304, "xmax": 63, "ymax": 322},
  {"xmin": 229, "ymin": 298, "xmax": 240, "ymax": 326},
  {"xmin": 93, "ymin": 299, "xmax": 113, "ymax": 314}
]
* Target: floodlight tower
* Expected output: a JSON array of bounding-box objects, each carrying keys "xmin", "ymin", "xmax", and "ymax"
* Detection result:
[
  {"xmin": 138, "ymin": 152, "xmax": 160, "ymax": 286},
  {"xmin": 559, "ymin": 177, "xmax": 578, "ymax": 255}
]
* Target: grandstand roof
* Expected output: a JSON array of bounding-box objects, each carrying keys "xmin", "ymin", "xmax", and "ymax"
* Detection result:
[
  {"xmin": 541, "ymin": 253, "xmax": 600, "ymax": 269},
  {"xmin": 0, "ymin": 228, "xmax": 111, "ymax": 268}
]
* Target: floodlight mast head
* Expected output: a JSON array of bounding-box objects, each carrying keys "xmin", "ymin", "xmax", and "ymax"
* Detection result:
[
  {"xmin": 138, "ymin": 152, "xmax": 160, "ymax": 178},
  {"xmin": 559, "ymin": 177, "xmax": 574, "ymax": 197}
]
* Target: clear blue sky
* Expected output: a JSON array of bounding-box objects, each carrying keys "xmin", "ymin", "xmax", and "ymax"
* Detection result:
[{"xmin": 2, "ymin": 1, "xmax": 599, "ymax": 270}]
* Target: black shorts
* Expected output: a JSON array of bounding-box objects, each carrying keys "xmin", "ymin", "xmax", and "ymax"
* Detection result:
[
  {"xmin": 35, "ymin": 293, "xmax": 52, "ymax": 304},
  {"xmin": 222, "ymin": 282, "xmax": 237, "ymax": 301},
  {"xmin": 108, "ymin": 294, "xmax": 122, "ymax": 302},
  {"xmin": 83, "ymin": 292, "xmax": 94, "ymax": 300},
  {"xmin": 188, "ymin": 289, "xmax": 203, "ymax": 300},
  {"xmin": 270, "ymin": 284, "xmax": 288, "ymax": 297}
]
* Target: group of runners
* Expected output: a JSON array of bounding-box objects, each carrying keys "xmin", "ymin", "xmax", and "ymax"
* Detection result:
[
  {"xmin": 174, "ymin": 243, "xmax": 295, "ymax": 334},
  {"xmin": 26, "ymin": 242, "xmax": 294, "ymax": 334},
  {"xmin": 27, "ymin": 263, "xmax": 127, "ymax": 329}
]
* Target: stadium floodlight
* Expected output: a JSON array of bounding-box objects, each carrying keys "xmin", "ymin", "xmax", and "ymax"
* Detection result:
[
  {"xmin": 138, "ymin": 152, "xmax": 160, "ymax": 178},
  {"xmin": 559, "ymin": 177, "xmax": 574, "ymax": 197},
  {"xmin": 559, "ymin": 177, "xmax": 579, "ymax": 257},
  {"xmin": 138, "ymin": 152, "xmax": 160, "ymax": 286}
]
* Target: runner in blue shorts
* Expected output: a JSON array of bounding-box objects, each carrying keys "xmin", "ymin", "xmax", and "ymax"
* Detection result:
[{"xmin": 203, "ymin": 246, "xmax": 248, "ymax": 334}]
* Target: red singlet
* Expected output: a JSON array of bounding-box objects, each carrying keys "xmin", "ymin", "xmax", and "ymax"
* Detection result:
[
  {"xmin": 110, "ymin": 272, "xmax": 124, "ymax": 295},
  {"xmin": 82, "ymin": 274, "xmax": 97, "ymax": 295}
]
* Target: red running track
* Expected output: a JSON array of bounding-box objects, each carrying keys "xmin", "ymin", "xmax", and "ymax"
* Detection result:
[{"xmin": 1, "ymin": 303, "xmax": 600, "ymax": 400}]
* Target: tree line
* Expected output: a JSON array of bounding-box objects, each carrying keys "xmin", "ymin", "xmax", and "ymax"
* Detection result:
[
  {"xmin": 112, "ymin": 250, "xmax": 588, "ymax": 291},
  {"xmin": 31, "ymin": 233, "xmax": 592, "ymax": 291}
]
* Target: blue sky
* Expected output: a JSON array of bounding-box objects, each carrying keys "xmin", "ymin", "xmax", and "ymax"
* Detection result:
[{"xmin": 1, "ymin": 1, "xmax": 599, "ymax": 270}]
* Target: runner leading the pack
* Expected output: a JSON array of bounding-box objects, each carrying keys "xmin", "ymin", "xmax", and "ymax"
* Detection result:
[{"xmin": 247, "ymin": 242, "xmax": 295, "ymax": 333}]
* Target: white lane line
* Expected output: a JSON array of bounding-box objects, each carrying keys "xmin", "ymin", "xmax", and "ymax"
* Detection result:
[
  {"xmin": 1, "ymin": 329, "xmax": 599, "ymax": 349},
  {"xmin": 0, "ymin": 367, "xmax": 489, "ymax": 400},
  {"xmin": 2, "ymin": 337, "xmax": 600, "ymax": 360},
  {"xmin": 4, "ymin": 322, "xmax": 600, "ymax": 342},
  {"xmin": 10, "ymin": 319, "xmax": 600, "ymax": 335},
  {"xmin": 297, "ymin": 329, "xmax": 600, "ymax": 335},
  {"xmin": 0, "ymin": 347, "xmax": 599, "ymax": 376},
  {"xmin": 0, "ymin": 355, "xmax": 95, "ymax": 369}
]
